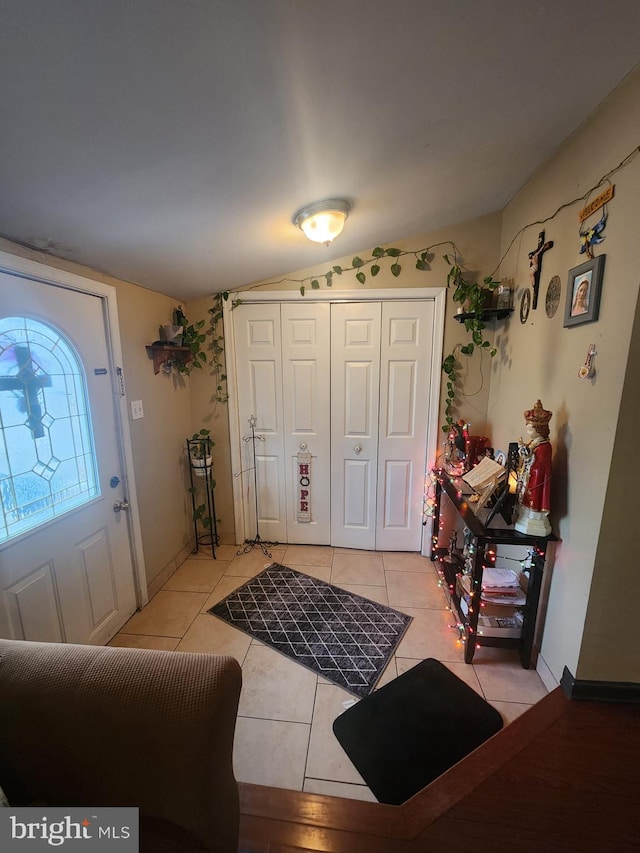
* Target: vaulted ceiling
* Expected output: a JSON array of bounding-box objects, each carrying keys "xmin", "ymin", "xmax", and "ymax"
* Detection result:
[{"xmin": 1, "ymin": 1, "xmax": 639, "ymax": 300}]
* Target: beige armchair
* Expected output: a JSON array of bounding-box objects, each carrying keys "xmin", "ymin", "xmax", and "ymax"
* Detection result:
[{"xmin": 0, "ymin": 639, "xmax": 242, "ymax": 852}]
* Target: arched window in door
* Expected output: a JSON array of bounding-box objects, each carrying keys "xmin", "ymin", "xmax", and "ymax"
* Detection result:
[{"xmin": 0, "ymin": 316, "xmax": 99, "ymax": 543}]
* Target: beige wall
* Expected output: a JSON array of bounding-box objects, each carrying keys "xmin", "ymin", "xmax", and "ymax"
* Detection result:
[
  {"xmin": 186, "ymin": 213, "xmax": 503, "ymax": 545},
  {"xmin": 112, "ymin": 284, "xmax": 194, "ymax": 589},
  {"xmin": 486, "ymin": 66, "xmax": 640, "ymax": 684},
  {"xmin": 578, "ymin": 288, "xmax": 640, "ymax": 682},
  {"xmin": 0, "ymin": 238, "xmax": 194, "ymax": 591}
]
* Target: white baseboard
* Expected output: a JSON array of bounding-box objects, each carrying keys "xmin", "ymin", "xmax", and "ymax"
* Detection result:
[{"xmin": 536, "ymin": 651, "xmax": 559, "ymax": 694}]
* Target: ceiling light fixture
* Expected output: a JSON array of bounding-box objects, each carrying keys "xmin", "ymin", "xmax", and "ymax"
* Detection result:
[{"xmin": 292, "ymin": 198, "xmax": 351, "ymax": 246}]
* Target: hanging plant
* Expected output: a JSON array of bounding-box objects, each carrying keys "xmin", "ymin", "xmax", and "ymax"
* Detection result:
[
  {"xmin": 441, "ymin": 256, "xmax": 500, "ymax": 433},
  {"xmin": 174, "ymin": 292, "xmax": 241, "ymax": 404},
  {"xmin": 174, "ymin": 305, "xmax": 207, "ymax": 372}
]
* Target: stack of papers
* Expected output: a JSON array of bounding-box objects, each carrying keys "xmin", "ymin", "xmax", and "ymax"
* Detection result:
[
  {"xmin": 481, "ymin": 567, "xmax": 525, "ymax": 605},
  {"xmin": 482, "ymin": 567, "xmax": 519, "ymax": 590},
  {"xmin": 462, "ymin": 456, "xmax": 506, "ymax": 492},
  {"xmin": 477, "ymin": 611, "xmax": 523, "ymax": 638}
]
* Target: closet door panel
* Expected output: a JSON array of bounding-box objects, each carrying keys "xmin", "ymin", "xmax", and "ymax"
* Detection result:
[
  {"xmin": 331, "ymin": 303, "xmax": 381, "ymax": 549},
  {"xmin": 376, "ymin": 302, "xmax": 434, "ymax": 550},
  {"xmin": 233, "ymin": 303, "xmax": 287, "ymax": 544},
  {"xmin": 382, "ymin": 460, "xmax": 413, "ymax": 528},
  {"xmin": 281, "ymin": 303, "xmax": 331, "ymax": 544}
]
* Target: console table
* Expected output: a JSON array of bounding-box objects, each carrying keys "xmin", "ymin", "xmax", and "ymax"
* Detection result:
[{"xmin": 431, "ymin": 471, "xmax": 557, "ymax": 668}]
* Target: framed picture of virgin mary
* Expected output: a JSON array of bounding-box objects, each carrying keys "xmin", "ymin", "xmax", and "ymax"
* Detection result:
[{"xmin": 563, "ymin": 255, "xmax": 605, "ymax": 328}]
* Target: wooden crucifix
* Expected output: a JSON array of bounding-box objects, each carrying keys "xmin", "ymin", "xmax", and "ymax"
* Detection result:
[
  {"xmin": 0, "ymin": 345, "xmax": 51, "ymax": 438},
  {"xmin": 528, "ymin": 230, "xmax": 554, "ymax": 309}
]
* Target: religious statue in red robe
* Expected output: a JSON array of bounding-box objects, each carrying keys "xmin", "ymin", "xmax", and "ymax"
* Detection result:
[{"xmin": 515, "ymin": 400, "xmax": 552, "ymax": 536}]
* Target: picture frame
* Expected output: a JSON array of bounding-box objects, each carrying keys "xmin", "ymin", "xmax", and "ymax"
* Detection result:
[{"xmin": 563, "ymin": 255, "xmax": 605, "ymax": 327}]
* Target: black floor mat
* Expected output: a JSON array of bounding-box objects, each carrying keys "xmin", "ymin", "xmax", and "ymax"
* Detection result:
[{"xmin": 333, "ymin": 657, "xmax": 504, "ymax": 804}]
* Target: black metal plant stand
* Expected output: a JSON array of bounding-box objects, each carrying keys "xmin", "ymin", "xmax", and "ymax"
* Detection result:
[
  {"xmin": 187, "ymin": 437, "xmax": 218, "ymax": 557},
  {"xmin": 236, "ymin": 415, "xmax": 278, "ymax": 558}
]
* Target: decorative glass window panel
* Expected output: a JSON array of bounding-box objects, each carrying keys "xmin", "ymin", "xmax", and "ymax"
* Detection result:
[{"xmin": 0, "ymin": 316, "xmax": 99, "ymax": 543}]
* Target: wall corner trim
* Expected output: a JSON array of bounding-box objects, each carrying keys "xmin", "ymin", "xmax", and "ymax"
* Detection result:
[{"xmin": 560, "ymin": 666, "xmax": 640, "ymax": 703}]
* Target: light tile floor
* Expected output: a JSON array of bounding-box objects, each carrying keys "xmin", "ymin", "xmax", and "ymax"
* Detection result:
[{"xmin": 112, "ymin": 545, "xmax": 548, "ymax": 802}]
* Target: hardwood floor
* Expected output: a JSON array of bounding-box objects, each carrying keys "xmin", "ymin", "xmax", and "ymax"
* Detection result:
[{"xmin": 238, "ymin": 689, "xmax": 640, "ymax": 852}]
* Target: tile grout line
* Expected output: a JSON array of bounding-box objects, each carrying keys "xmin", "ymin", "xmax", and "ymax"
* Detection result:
[{"xmin": 301, "ymin": 674, "xmax": 321, "ymax": 793}]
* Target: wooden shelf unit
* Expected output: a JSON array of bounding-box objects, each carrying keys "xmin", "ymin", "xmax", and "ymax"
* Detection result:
[
  {"xmin": 453, "ymin": 308, "xmax": 514, "ymax": 323},
  {"xmin": 145, "ymin": 344, "xmax": 193, "ymax": 375},
  {"xmin": 431, "ymin": 470, "xmax": 557, "ymax": 668}
]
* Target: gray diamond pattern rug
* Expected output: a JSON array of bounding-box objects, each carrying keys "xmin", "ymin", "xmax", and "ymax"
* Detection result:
[{"xmin": 208, "ymin": 562, "xmax": 412, "ymax": 697}]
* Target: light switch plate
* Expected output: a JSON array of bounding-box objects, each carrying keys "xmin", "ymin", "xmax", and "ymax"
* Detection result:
[{"xmin": 130, "ymin": 400, "xmax": 144, "ymax": 420}]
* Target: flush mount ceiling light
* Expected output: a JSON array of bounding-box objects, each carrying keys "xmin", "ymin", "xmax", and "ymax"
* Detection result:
[{"xmin": 292, "ymin": 198, "xmax": 351, "ymax": 246}]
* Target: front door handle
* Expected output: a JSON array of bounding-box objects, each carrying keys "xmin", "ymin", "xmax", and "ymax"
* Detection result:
[{"xmin": 113, "ymin": 499, "xmax": 130, "ymax": 513}]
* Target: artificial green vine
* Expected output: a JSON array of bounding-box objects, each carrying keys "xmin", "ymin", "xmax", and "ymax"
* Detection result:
[
  {"xmin": 297, "ymin": 244, "xmax": 439, "ymax": 295},
  {"xmin": 173, "ymin": 241, "xmax": 501, "ymax": 429},
  {"xmin": 273, "ymin": 240, "xmax": 501, "ymax": 432},
  {"xmin": 176, "ymin": 292, "xmax": 241, "ymax": 404},
  {"xmin": 174, "ymin": 308, "xmax": 208, "ymax": 372},
  {"xmin": 206, "ymin": 292, "xmax": 231, "ymax": 404},
  {"xmin": 441, "ymin": 256, "xmax": 499, "ymax": 433}
]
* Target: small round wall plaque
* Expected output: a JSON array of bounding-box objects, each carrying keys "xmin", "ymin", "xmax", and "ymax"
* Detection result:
[
  {"xmin": 520, "ymin": 288, "xmax": 531, "ymax": 324},
  {"xmin": 545, "ymin": 275, "xmax": 561, "ymax": 318}
]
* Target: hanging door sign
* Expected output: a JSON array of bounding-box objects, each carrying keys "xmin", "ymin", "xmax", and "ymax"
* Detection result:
[{"xmin": 297, "ymin": 445, "xmax": 312, "ymax": 522}]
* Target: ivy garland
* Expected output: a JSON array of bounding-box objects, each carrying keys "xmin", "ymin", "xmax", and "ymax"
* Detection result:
[
  {"xmin": 298, "ymin": 243, "xmax": 433, "ymax": 294},
  {"xmin": 173, "ymin": 241, "xmax": 501, "ymax": 429},
  {"xmin": 290, "ymin": 241, "xmax": 501, "ymax": 433}
]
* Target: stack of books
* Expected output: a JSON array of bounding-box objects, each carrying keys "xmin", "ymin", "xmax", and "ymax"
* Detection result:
[{"xmin": 481, "ymin": 567, "xmax": 526, "ymax": 605}]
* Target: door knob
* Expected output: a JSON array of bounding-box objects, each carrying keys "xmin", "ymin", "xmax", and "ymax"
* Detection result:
[
  {"xmin": 113, "ymin": 499, "xmax": 130, "ymax": 513},
  {"xmin": 354, "ymin": 445, "xmax": 362, "ymax": 454}
]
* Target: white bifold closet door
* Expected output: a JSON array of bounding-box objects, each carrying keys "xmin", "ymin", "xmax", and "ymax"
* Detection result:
[
  {"xmin": 233, "ymin": 302, "xmax": 331, "ymax": 545},
  {"xmin": 330, "ymin": 301, "xmax": 434, "ymax": 551},
  {"xmin": 231, "ymin": 298, "xmax": 434, "ymax": 551}
]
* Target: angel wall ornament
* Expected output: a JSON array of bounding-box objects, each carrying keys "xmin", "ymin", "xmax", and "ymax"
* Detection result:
[{"xmin": 579, "ymin": 209, "xmax": 607, "ymax": 260}]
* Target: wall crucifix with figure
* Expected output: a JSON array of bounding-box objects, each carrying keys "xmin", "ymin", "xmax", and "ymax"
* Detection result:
[
  {"xmin": 528, "ymin": 230, "xmax": 554, "ymax": 309},
  {"xmin": 0, "ymin": 345, "xmax": 51, "ymax": 439}
]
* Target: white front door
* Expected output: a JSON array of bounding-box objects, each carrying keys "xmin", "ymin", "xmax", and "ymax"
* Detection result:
[{"xmin": 0, "ymin": 275, "xmax": 138, "ymax": 644}]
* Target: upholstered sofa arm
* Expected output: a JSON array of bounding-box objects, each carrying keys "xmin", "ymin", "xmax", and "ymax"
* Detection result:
[{"xmin": 0, "ymin": 640, "xmax": 242, "ymax": 852}]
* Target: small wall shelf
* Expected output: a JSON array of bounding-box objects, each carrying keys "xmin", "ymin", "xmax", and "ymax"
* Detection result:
[
  {"xmin": 454, "ymin": 308, "xmax": 514, "ymax": 323},
  {"xmin": 145, "ymin": 345, "xmax": 193, "ymax": 375}
]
